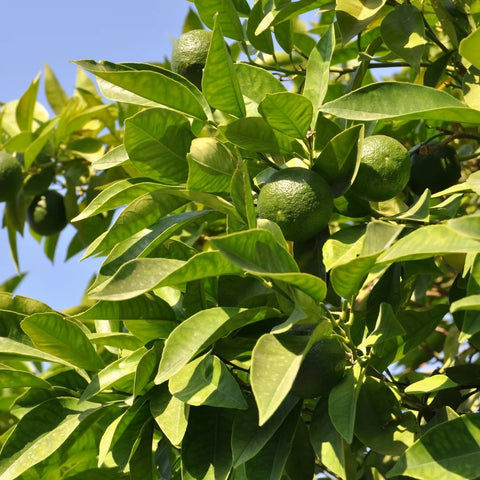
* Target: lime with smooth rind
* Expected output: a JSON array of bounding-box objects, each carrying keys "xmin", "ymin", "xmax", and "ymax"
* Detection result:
[
  {"xmin": 0, "ymin": 152, "xmax": 23, "ymax": 202},
  {"xmin": 257, "ymin": 167, "xmax": 334, "ymax": 242},
  {"xmin": 27, "ymin": 190, "xmax": 68, "ymax": 236},
  {"xmin": 350, "ymin": 135, "xmax": 410, "ymax": 202},
  {"xmin": 171, "ymin": 29, "xmax": 212, "ymax": 89}
]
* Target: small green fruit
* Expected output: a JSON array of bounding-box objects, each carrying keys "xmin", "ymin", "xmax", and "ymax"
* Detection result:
[
  {"xmin": 0, "ymin": 152, "xmax": 23, "ymax": 202},
  {"xmin": 27, "ymin": 190, "xmax": 68, "ymax": 236}
]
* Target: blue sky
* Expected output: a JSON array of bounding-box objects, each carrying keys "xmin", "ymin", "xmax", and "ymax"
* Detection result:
[{"xmin": 0, "ymin": 1, "xmax": 191, "ymax": 309}]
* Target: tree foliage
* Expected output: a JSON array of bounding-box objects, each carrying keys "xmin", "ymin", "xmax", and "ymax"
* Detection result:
[{"xmin": 1, "ymin": 1, "xmax": 480, "ymax": 479}]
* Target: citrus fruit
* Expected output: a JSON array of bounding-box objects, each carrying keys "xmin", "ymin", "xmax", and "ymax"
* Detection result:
[
  {"xmin": 27, "ymin": 190, "xmax": 67, "ymax": 236},
  {"xmin": 287, "ymin": 326, "xmax": 346, "ymax": 398},
  {"xmin": 0, "ymin": 152, "xmax": 23, "ymax": 202},
  {"xmin": 171, "ymin": 29, "xmax": 212, "ymax": 88},
  {"xmin": 350, "ymin": 135, "xmax": 410, "ymax": 202},
  {"xmin": 257, "ymin": 167, "xmax": 333, "ymax": 242},
  {"xmin": 409, "ymin": 142, "xmax": 460, "ymax": 195}
]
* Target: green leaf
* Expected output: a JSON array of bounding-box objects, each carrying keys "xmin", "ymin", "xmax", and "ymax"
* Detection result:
[
  {"xmin": 328, "ymin": 363, "xmax": 364, "ymax": 443},
  {"xmin": 150, "ymin": 385, "xmax": 189, "ymax": 446},
  {"xmin": 336, "ymin": 0, "xmax": 386, "ymax": 43},
  {"xmin": 360, "ymin": 303, "xmax": 406, "ymax": 349},
  {"xmin": 79, "ymin": 347, "xmax": 146, "ymax": 402},
  {"xmin": 355, "ymin": 376, "xmax": 418, "ymax": 456},
  {"xmin": 21, "ymin": 313, "xmax": 104, "ymax": 371},
  {"xmin": 181, "ymin": 406, "xmax": 234, "ymax": 480},
  {"xmin": 381, "ymin": 4, "xmax": 426, "ymax": 72},
  {"xmin": 169, "ymin": 353, "xmax": 248, "ymax": 409},
  {"xmin": 0, "ymin": 399, "xmax": 101, "ymax": 480},
  {"xmin": 203, "ymin": 17, "xmax": 245, "ymax": 117},
  {"xmin": 303, "ymin": 24, "xmax": 335, "ymax": 123},
  {"xmin": 243, "ymin": 404, "xmax": 300, "ymax": 480},
  {"xmin": 459, "ymin": 29, "xmax": 480, "ymax": 70},
  {"xmin": 194, "ymin": 0, "xmax": 244, "ymax": 40},
  {"xmin": 313, "ymin": 124, "xmax": 363, "ymax": 197},
  {"xmin": 387, "ymin": 414, "xmax": 480, "ymax": 479},
  {"xmin": 230, "ymin": 158, "xmax": 257, "ymax": 229},
  {"xmin": 320, "ymin": 82, "xmax": 480, "ymax": 124},
  {"xmin": 231, "ymin": 396, "xmax": 300, "ymax": 467},
  {"xmin": 16, "ymin": 72, "xmax": 41, "ymax": 132},
  {"xmin": 44, "ymin": 64, "xmax": 69, "ymax": 115},
  {"xmin": 246, "ymin": 1, "xmax": 275, "ymax": 54},
  {"xmin": 82, "ymin": 196, "xmax": 196, "ymax": 259},
  {"xmin": 311, "ymin": 398, "xmax": 352, "ymax": 480},
  {"xmin": 129, "ymin": 421, "xmax": 156, "ymax": 480},
  {"xmin": 24, "ymin": 117, "xmax": 59, "ymax": 169},
  {"xmin": 74, "ymin": 294, "xmax": 176, "ymax": 322},
  {"xmin": 234, "ymin": 63, "xmax": 286, "ymax": 116},
  {"xmin": 0, "ymin": 366, "xmax": 50, "ymax": 389},
  {"xmin": 251, "ymin": 332, "xmax": 316, "ymax": 425},
  {"xmin": 404, "ymin": 374, "xmax": 458, "ymax": 394},
  {"xmin": 220, "ymin": 117, "xmax": 294, "ymax": 154},
  {"xmin": 377, "ymin": 225, "xmax": 480, "ymax": 266},
  {"xmin": 124, "ymin": 108, "xmax": 192, "ymax": 184},
  {"xmin": 89, "ymin": 251, "xmax": 243, "ymax": 301},
  {"xmin": 259, "ymin": 93, "xmax": 313, "ymax": 139},
  {"xmin": 73, "ymin": 60, "xmax": 208, "ymax": 121},
  {"xmin": 71, "ymin": 179, "xmax": 163, "ymax": 222},
  {"xmin": 451, "ymin": 294, "xmax": 480, "ymax": 313},
  {"xmin": 91, "ymin": 144, "xmax": 129, "ymax": 170},
  {"xmin": 156, "ymin": 306, "xmax": 278, "ymax": 384}
]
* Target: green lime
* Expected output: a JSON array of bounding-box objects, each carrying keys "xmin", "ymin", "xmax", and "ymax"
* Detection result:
[
  {"xmin": 171, "ymin": 29, "xmax": 212, "ymax": 88},
  {"xmin": 27, "ymin": 190, "xmax": 68, "ymax": 236},
  {"xmin": 409, "ymin": 142, "xmax": 460, "ymax": 195},
  {"xmin": 0, "ymin": 152, "xmax": 23, "ymax": 202},
  {"xmin": 350, "ymin": 135, "xmax": 410, "ymax": 202},
  {"xmin": 257, "ymin": 167, "xmax": 333, "ymax": 242},
  {"xmin": 287, "ymin": 326, "xmax": 346, "ymax": 398}
]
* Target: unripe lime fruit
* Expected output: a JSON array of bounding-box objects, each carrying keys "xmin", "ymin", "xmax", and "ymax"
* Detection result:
[
  {"xmin": 287, "ymin": 326, "xmax": 347, "ymax": 398},
  {"xmin": 27, "ymin": 190, "xmax": 67, "ymax": 236},
  {"xmin": 257, "ymin": 167, "xmax": 333, "ymax": 242},
  {"xmin": 171, "ymin": 29, "xmax": 212, "ymax": 88},
  {"xmin": 0, "ymin": 152, "xmax": 23, "ymax": 202},
  {"xmin": 350, "ymin": 135, "xmax": 410, "ymax": 202},
  {"xmin": 409, "ymin": 142, "xmax": 460, "ymax": 195}
]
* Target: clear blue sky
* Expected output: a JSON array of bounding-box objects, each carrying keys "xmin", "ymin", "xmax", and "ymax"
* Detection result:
[{"xmin": 0, "ymin": 1, "xmax": 191, "ymax": 310}]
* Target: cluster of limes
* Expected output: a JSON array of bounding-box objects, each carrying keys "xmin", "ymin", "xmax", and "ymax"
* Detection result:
[{"xmin": 0, "ymin": 152, "xmax": 67, "ymax": 236}]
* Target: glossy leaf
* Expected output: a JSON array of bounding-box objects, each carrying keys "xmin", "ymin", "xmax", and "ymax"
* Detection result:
[
  {"xmin": 16, "ymin": 72, "xmax": 41, "ymax": 132},
  {"xmin": 150, "ymin": 385, "xmax": 189, "ymax": 446},
  {"xmin": 231, "ymin": 396, "xmax": 300, "ymax": 467},
  {"xmin": 203, "ymin": 17, "xmax": 245, "ymax": 117},
  {"xmin": 169, "ymin": 353, "xmax": 248, "ymax": 409},
  {"xmin": 220, "ymin": 117, "xmax": 294, "ymax": 154},
  {"xmin": 44, "ymin": 64, "xmax": 69, "ymax": 115},
  {"xmin": 74, "ymin": 60, "xmax": 208, "ymax": 120},
  {"xmin": 381, "ymin": 5, "xmax": 426, "ymax": 71},
  {"xmin": 79, "ymin": 348, "xmax": 146, "ymax": 402},
  {"xmin": 336, "ymin": 0, "xmax": 386, "ymax": 43},
  {"xmin": 21, "ymin": 313, "xmax": 104, "ymax": 371},
  {"xmin": 194, "ymin": 0, "xmax": 244, "ymax": 40},
  {"xmin": 259, "ymin": 92, "xmax": 313, "ymax": 139},
  {"xmin": 387, "ymin": 414, "xmax": 480, "ymax": 479},
  {"xmin": 404, "ymin": 374, "xmax": 458, "ymax": 394},
  {"xmin": 320, "ymin": 82, "xmax": 480, "ymax": 124},
  {"xmin": 459, "ymin": 29, "xmax": 480, "ymax": 70},
  {"xmin": 313, "ymin": 124, "xmax": 363, "ymax": 197},
  {"xmin": 156, "ymin": 306, "xmax": 278, "ymax": 384},
  {"xmin": 303, "ymin": 24, "xmax": 335, "ymax": 123},
  {"xmin": 181, "ymin": 406, "xmax": 234, "ymax": 480},
  {"xmin": 124, "ymin": 108, "xmax": 192, "ymax": 183},
  {"xmin": 0, "ymin": 366, "xmax": 50, "ymax": 389}
]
